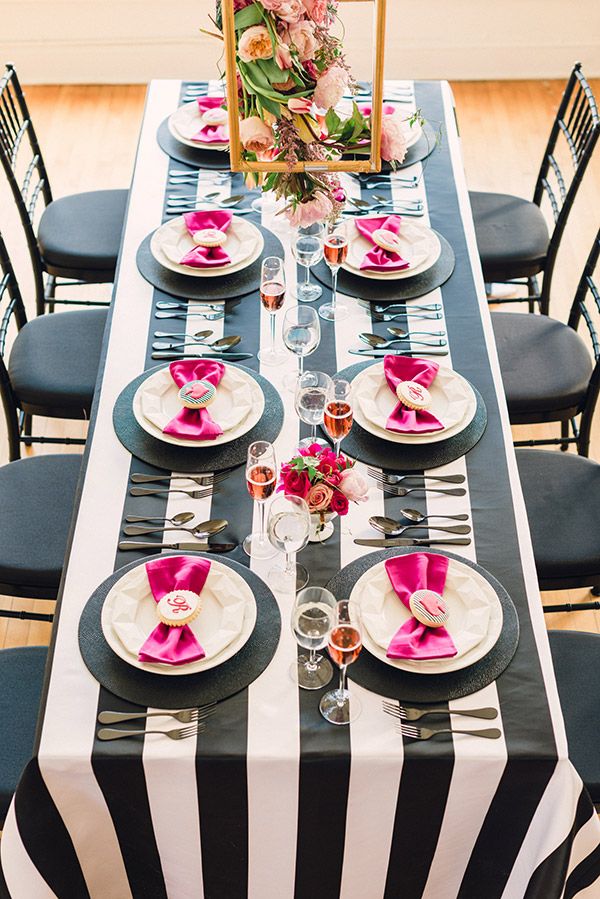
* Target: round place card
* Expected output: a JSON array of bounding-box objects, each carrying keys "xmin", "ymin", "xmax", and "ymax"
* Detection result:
[
  {"xmin": 372, "ymin": 228, "xmax": 403, "ymax": 253},
  {"xmin": 178, "ymin": 379, "xmax": 216, "ymax": 409},
  {"xmin": 191, "ymin": 228, "xmax": 227, "ymax": 248},
  {"xmin": 157, "ymin": 589, "xmax": 202, "ymax": 627},
  {"xmin": 396, "ymin": 380, "xmax": 432, "ymax": 410},
  {"xmin": 409, "ymin": 589, "xmax": 449, "ymax": 628}
]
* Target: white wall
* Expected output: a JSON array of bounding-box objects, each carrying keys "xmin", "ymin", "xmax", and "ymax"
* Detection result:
[{"xmin": 1, "ymin": 0, "xmax": 599, "ymax": 84}]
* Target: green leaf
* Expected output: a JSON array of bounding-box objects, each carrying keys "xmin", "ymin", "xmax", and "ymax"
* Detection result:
[
  {"xmin": 234, "ymin": 3, "xmax": 263, "ymax": 30},
  {"xmin": 325, "ymin": 108, "xmax": 342, "ymax": 136}
]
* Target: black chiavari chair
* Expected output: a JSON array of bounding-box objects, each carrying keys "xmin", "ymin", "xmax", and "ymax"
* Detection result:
[
  {"xmin": 0, "ymin": 63, "xmax": 128, "ymax": 314},
  {"xmin": 470, "ymin": 63, "xmax": 599, "ymax": 314}
]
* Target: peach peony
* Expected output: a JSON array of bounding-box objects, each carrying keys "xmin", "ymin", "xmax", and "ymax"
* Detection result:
[
  {"xmin": 288, "ymin": 20, "xmax": 320, "ymax": 61},
  {"xmin": 286, "ymin": 191, "xmax": 333, "ymax": 227},
  {"xmin": 338, "ymin": 468, "xmax": 369, "ymax": 503},
  {"xmin": 306, "ymin": 483, "xmax": 334, "ymax": 512},
  {"xmin": 380, "ymin": 113, "xmax": 408, "ymax": 163},
  {"xmin": 238, "ymin": 25, "xmax": 274, "ymax": 63},
  {"xmin": 239, "ymin": 116, "xmax": 273, "ymax": 153},
  {"xmin": 302, "ymin": 0, "xmax": 329, "ymax": 24},
  {"xmin": 314, "ymin": 65, "xmax": 348, "ymax": 111}
]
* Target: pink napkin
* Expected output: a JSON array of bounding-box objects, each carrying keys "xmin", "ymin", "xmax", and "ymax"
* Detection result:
[
  {"xmin": 355, "ymin": 215, "xmax": 410, "ymax": 272},
  {"xmin": 385, "ymin": 553, "xmax": 457, "ymax": 660},
  {"xmin": 180, "ymin": 210, "xmax": 232, "ymax": 269},
  {"xmin": 163, "ymin": 359, "xmax": 225, "ymax": 441},
  {"xmin": 384, "ymin": 355, "xmax": 444, "ymax": 433},
  {"xmin": 138, "ymin": 556, "xmax": 210, "ymax": 665},
  {"xmin": 193, "ymin": 96, "xmax": 228, "ymax": 143}
]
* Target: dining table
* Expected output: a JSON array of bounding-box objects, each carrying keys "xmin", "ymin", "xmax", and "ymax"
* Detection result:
[{"xmin": 1, "ymin": 78, "xmax": 600, "ymax": 899}]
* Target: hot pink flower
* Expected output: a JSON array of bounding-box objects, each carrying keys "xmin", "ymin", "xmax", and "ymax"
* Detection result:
[
  {"xmin": 332, "ymin": 187, "xmax": 346, "ymax": 203},
  {"xmin": 314, "ymin": 65, "xmax": 348, "ymax": 110},
  {"xmin": 282, "ymin": 469, "xmax": 311, "ymax": 498},
  {"xmin": 380, "ymin": 113, "xmax": 408, "ymax": 163},
  {"xmin": 306, "ymin": 483, "xmax": 334, "ymax": 512},
  {"xmin": 288, "ymin": 97, "xmax": 313, "ymax": 114},
  {"xmin": 239, "ymin": 116, "xmax": 273, "ymax": 153},
  {"xmin": 238, "ymin": 25, "xmax": 274, "ymax": 63},
  {"xmin": 330, "ymin": 490, "xmax": 349, "ymax": 516},
  {"xmin": 339, "ymin": 468, "xmax": 369, "ymax": 502},
  {"xmin": 303, "ymin": 59, "xmax": 319, "ymax": 81},
  {"xmin": 288, "ymin": 20, "xmax": 320, "ymax": 61},
  {"xmin": 327, "ymin": 471, "xmax": 342, "ymax": 487},
  {"xmin": 285, "ymin": 190, "xmax": 333, "ymax": 227},
  {"xmin": 302, "ymin": 0, "xmax": 329, "ymax": 24}
]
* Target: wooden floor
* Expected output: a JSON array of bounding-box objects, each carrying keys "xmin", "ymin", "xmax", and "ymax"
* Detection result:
[{"xmin": 1, "ymin": 79, "xmax": 599, "ymax": 648}]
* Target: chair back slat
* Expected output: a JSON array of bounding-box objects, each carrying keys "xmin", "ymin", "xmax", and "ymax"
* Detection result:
[
  {"xmin": 567, "ymin": 230, "xmax": 600, "ymax": 454},
  {"xmin": 0, "ymin": 232, "xmax": 27, "ymax": 459}
]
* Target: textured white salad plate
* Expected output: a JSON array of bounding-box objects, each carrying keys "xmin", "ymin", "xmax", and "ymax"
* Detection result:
[
  {"xmin": 151, "ymin": 214, "xmax": 264, "ymax": 278},
  {"xmin": 342, "ymin": 218, "xmax": 441, "ymax": 281},
  {"xmin": 168, "ymin": 100, "xmax": 229, "ymax": 151}
]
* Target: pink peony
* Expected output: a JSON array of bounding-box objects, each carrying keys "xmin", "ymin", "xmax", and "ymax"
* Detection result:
[
  {"xmin": 288, "ymin": 97, "xmax": 313, "ymax": 114},
  {"xmin": 238, "ymin": 25, "xmax": 274, "ymax": 63},
  {"xmin": 286, "ymin": 190, "xmax": 333, "ymax": 227},
  {"xmin": 306, "ymin": 483, "xmax": 334, "ymax": 512},
  {"xmin": 380, "ymin": 113, "xmax": 408, "ymax": 163},
  {"xmin": 302, "ymin": 0, "xmax": 329, "ymax": 24},
  {"xmin": 288, "ymin": 20, "xmax": 320, "ymax": 61},
  {"xmin": 239, "ymin": 115, "xmax": 273, "ymax": 153},
  {"xmin": 314, "ymin": 65, "xmax": 348, "ymax": 111},
  {"xmin": 282, "ymin": 469, "xmax": 311, "ymax": 498},
  {"xmin": 339, "ymin": 468, "xmax": 369, "ymax": 503},
  {"xmin": 330, "ymin": 490, "xmax": 349, "ymax": 516},
  {"xmin": 261, "ymin": 0, "xmax": 305, "ymax": 23}
]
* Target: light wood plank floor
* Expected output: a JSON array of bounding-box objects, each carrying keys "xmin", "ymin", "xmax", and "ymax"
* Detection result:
[{"xmin": 1, "ymin": 79, "xmax": 599, "ymax": 648}]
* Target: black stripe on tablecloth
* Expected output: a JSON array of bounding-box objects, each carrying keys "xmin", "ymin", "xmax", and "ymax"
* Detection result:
[
  {"xmin": 564, "ymin": 840, "xmax": 600, "ymax": 899},
  {"xmin": 411, "ymin": 81, "xmax": 562, "ymax": 897}
]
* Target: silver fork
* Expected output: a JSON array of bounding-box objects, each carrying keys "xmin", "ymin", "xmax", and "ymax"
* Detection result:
[
  {"xmin": 399, "ymin": 723, "xmax": 502, "ymax": 740},
  {"xmin": 98, "ymin": 703, "xmax": 216, "ymax": 725},
  {"xmin": 129, "ymin": 486, "xmax": 219, "ymax": 499},
  {"xmin": 371, "ymin": 312, "xmax": 443, "ymax": 322},
  {"xmin": 382, "ymin": 700, "xmax": 498, "ymax": 722},
  {"xmin": 374, "ymin": 484, "xmax": 466, "ymax": 497},
  {"xmin": 130, "ymin": 471, "xmax": 231, "ymax": 487},
  {"xmin": 97, "ymin": 724, "xmax": 206, "ymax": 741},
  {"xmin": 368, "ymin": 468, "xmax": 465, "ymax": 485}
]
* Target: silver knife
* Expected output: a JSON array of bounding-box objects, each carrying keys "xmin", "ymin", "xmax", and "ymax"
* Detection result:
[
  {"xmin": 151, "ymin": 352, "xmax": 254, "ymax": 361},
  {"xmin": 354, "ymin": 537, "xmax": 471, "ymax": 547},
  {"xmin": 349, "ymin": 348, "xmax": 449, "ymax": 358},
  {"xmin": 118, "ymin": 541, "xmax": 237, "ymax": 552}
]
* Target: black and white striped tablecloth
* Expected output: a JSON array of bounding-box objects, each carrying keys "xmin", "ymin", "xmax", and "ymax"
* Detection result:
[{"xmin": 2, "ymin": 80, "xmax": 599, "ymax": 899}]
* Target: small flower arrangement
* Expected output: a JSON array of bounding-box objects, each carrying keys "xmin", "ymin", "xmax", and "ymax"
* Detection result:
[{"xmin": 279, "ymin": 444, "xmax": 368, "ymax": 532}]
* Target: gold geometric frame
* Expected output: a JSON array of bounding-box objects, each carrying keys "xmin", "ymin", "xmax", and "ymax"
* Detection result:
[{"xmin": 222, "ymin": 0, "xmax": 387, "ymax": 174}]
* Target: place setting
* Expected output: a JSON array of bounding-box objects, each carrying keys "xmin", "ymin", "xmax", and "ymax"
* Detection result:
[{"xmin": 156, "ymin": 86, "xmax": 232, "ymax": 170}]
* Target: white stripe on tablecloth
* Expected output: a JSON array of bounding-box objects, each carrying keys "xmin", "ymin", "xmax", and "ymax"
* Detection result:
[
  {"xmin": 563, "ymin": 806, "xmax": 600, "ymax": 889},
  {"xmin": 1, "ymin": 803, "xmax": 58, "ymax": 898},
  {"xmin": 27, "ymin": 80, "xmax": 180, "ymax": 899}
]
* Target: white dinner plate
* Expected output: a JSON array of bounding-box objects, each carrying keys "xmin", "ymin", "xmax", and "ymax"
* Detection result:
[
  {"xmin": 352, "ymin": 362, "xmax": 477, "ymax": 444},
  {"xmin": 168, "ymin": 100, "xmax": 229, "ymax": 151},
  {"xmin": 101, "ymin": 557, "xmax": 257, "ymax": 675},
  {"xmin": 133, "ymin": 362, "xmax": 265, "ymax": 448},
  {"xmin": 150, "ymin": 214, "xmax": 264, "ymax": 278},
  {"xmin": 351, "ymin": 555, "xmax": 503, "ymax": 674},
  {"xmin": 342, "ymin": 218, "xmax": 441, "ymax": 281}
]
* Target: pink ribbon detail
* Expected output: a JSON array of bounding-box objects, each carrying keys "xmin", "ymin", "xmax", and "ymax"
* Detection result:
[
  {"xmin": 180, "ymin": 210, "xmax": 232, "ymax": 268},
  {"xmin": 355, "ymin": 215, "xmax": 410, "ymax": 272},
  {"xmin": 192, "ymin": 96, "xmax": 229, "ymax": 143},
  {"xmin": 384, "ymin": 355, "xmax": 444, "ymax": 433},
  {"xmin": 163, "ymin": 359, "xmax": 225, "ymax": 441}
]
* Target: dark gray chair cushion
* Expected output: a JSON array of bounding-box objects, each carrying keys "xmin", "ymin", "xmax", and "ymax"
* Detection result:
[
  {"xmin": 517, "ymin": 449, "xmax": 600, "ymax": 584},
  {"xmin": 492, "ymin": 312, "xmax": 593, "ymax": 418},
  {"xmin": 8, "ymin": 308, "xmax": 107, "ymax": 416},
  {"xmin": 470, "ymin": 191, "xmax": 550, "ymax": 282},
  {"xmin": 0, "ymin": 454, "xmax": 81, "ymax": 593},
  {"xmin": 0, "ymin": 646, "xmax": 47, "ymax": 824},
  {"xmin": 38, "ymin": 189, "xmax": 128, "ymax": 276},
  {"xmin": 548, "ymin": 630, "xmax": 600, "ymax": 805}
]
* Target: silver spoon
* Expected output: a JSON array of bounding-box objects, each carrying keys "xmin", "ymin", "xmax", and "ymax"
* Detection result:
[
  {"xmin": 152, "ymin": 335, "xmax": 241, "ymax": 351},
  {"xmin": 359, "ymin": 333, "xmax": 446, "ymax": 349},
  {"xmin": 123, "ymin": 519, "xmax": 229, "ymax": 538},
  {"xmin": 386, "ymin": 326, "xmax": 446, "ymax": 338},
  {"xmin": 153, "ymin": 329, "xmax": 214, "ymax": 339},
  {"xmin": 125, "ymin": 511, "xmax": 195, "ymax": 526},
  {"xmin": 390, "ymin": 509, "xmax": 470, "ymax": 525},
  {"xmin": 369, "ymin": 516, "xmax": 471, "ymax": 537}
]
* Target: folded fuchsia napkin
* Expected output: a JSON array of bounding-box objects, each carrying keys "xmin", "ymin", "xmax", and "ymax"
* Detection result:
[
  {"xmin": 163, "ymin": 359, "xmax": 225, "ymax": 441},
  {"xmin": 193, "ymin": 96, "xmax": 229, "ymax": 143},
  {"xmin": 385, "ymin": 553, "xmax": 457, "ymax": 660},
  {"xmin": 354, "ymin": 215, "xmax": 410, "ymax": 272},
  {"xmin": 384, "ymin": 355, "xmax": 444, "ymax": 433},
  {"xmin": 138, "ymin": 556, "xmax": 211, "ymax": 665},
  {"xmin": 179, "ymin": 210, "xmax": 233, "ymax": 269}
]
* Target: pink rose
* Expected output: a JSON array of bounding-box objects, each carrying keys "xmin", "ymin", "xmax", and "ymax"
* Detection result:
[
  {"xmin": 327, "ymin": 471, "xmax": 342, "ymax": 487},
  {"xmin": 288, "ymin": 20, "xmax": 319, "ymax": 61},
  {"xmin": 238, "ymin": 25, "xmax": 274, "ymax": 63},
  {"xmin": 302, "ymin": 0, "xmax": 328, "ymax": 24},
  {"xmin": 282, "ymin": 469, "xmax": 311, "ymax": 499},
  {"xmin": 314, "ymin": 65, "xmax": 348, "ymax": 110},
  {"xmin": 239, "ymin": 116, "xmax": 273, "ymax": 153},
  {"xmin": 332, "ymin": 187, "xmax": 346, "ymax": 203},
  {"xmin": 339, "ymin": 468, "xmax": 369, "ymax": 503},
  {"xmin": 380, "ymin": 113, "xmax": 408, "ymax": 164},
  {"xmin": 330, "ymin": 490, "xmax": 349, "ymax": 516},
  {"xmin": 303, "ymin": 59, "xmax": 319, "ymax": 81},
  {"xmin": 262, "ymin": 0, "xmax": 305, "ymax": 22},
  {"xmin": 306, "ymin": 483, "xmax": 334, "ymax": 512},
  {"xmin": 288, "ymin": 97, "xmax": 313, "ymax": 114},
  {"xmin": 286, "ymin": 190, "xmax": 333, "ymax": 227}
]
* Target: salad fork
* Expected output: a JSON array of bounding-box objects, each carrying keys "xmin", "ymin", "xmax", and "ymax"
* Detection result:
[
  {"xmin": 97, "ymin": 724, "xmax": 206, "ymax": 741},
  {"xmin": 98, "ymin": 704, "xmax": 216, "ymax": 725},
  {"xmin": 382, "ymin": 700, "xmax": 498, "ymax": 722},
  {"xmin": 399, "ymin": 723, "xmax": 501, "ymax": 741},
  {"xmin": 374, "ymin": 484, "xmax": 466, "ymax": 497},
  {"xmin": 130, "ymin": 471, "xmax": 231, "ymax": 487},
  {"xmin": 129, "ymin": 486, "xmax": 219, "ymax": 499},
  {"xmin": 367, "ymin": 468, "xmax": 466, "ymax": 485}
]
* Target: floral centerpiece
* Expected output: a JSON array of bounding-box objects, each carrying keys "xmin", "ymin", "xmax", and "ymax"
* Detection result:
[
  {"xmin": 209, "ymin": 0, "xmax": 417, "ymax": 225},
  {"xmin": 279, "ymin": 443, "xmax": 368, "ymax": 540}
]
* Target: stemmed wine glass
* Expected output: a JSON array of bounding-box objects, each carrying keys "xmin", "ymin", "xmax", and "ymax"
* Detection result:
[
  {"xmin": 282, "ymin": 306, "xmax": 321, "ymax": 391},
  {"xmin": 322, "ymin": 378, "xmax": 353, "ymax": 456},
  {"xmin": 291, "ymin": 586, "xmax": 336, "ymax": 689},
  {"xmin": 243, "ymin": 441, "xmax": 278, "ymax": 560},
  {"xmin": 292, "ymin": 224, "xmax": 324, "ymax": 303},
  {"xmin": 295, "ymin": 370, "xmax": 332, "ymax": 450},
  {"xmin": 319, "ymin": 228, "xmax": 349, "ymax": 322},
  {"xmin": 258, "ymin": 256, "xmax": 287, "ymax": 366},
  {"xmin": 267, "ymin": 494, "xmax": 310, "ymax": 592},
  {"xmin": 320, "ymin": 599, "xmax": 362, "ymax": 725}
]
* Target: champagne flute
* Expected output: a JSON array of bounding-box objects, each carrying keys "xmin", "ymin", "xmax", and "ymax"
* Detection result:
[
  {"xmin": 291, "ymin": 586, "xmax": 336, "ymax": 689},
  {"xmin": 243, "ymin": 441, "xmax": 278, "ymax": 559},
  {"xmin": 267, "ymin": 494, "xmax": 310, "ymax": 592},
  {"xmin": 282, "ymin": 306, "xmax": 321, "ymax": 392},
  {"xmin": 319, "ymin": 599, "xmax": 362, "ymax": 725},
  {"xmin": 295, "ymin": 370, "xmax": 331, "ymax": 450},
  {"xmin": 292, "ymin": 224, "xmax": 324, "ymax": 303},
  {"xmin": 319, "ymin": 228, "xmax": 349, "ymax": 322},
  {"xmin": 323, "ymin": 378, "xmax": 353, "ymax": 456},
  {"xmin": 258, "ymin": 256, "xmax": 287, "ymax": 366}
]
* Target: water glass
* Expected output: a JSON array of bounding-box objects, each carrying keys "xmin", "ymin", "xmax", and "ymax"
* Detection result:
[
  {"xmin": 291, "ymin": 587, "xmax": 336, "ymax": 689},
  {"xmin": 258, "ymin": 256, "xmax": 287, "ymax": 366},
  {"xmin": 282, "ymin": 306, "xmax": 321, "ymax": 391},
  {"xmin": 292, "ymin": 224, "xmax": 324, "ymax": 303},
  {"xmin": 320, "ymin": 599, "xmax": 362, "ymax": 725},
  {"xmin": 295, "ymin": 370, "xmax": 332, "ymax": 450},
  {"xmin": 267, "ymin": 494, "xmax": 310, "ymax": 593}
]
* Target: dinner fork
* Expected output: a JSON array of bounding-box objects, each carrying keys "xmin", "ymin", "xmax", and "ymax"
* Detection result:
[
  {"xmin": 369, "ymin": 302, "xmax": 442, "ymax": 313},
  {"xmin": 382, "ymin": 700, "xmax": 498, "ymax": 722},
  {"xmin": 98, "ymin": 704, "xmax": 216, "ymax": 725},
  {"xmin": 368, "ymin": 468, "xmax": 466, "ymax": 485},
  {"xmin": 130, "ymin": 471, "xmax": 231, "ymax": 487},
  {"xmin": 374, "ymin": 484, "xmax": 466, "ymax": 497},
  {"xmin": 371, "ymin": 311, "xmax": 443, "ymax": 322},
  {"xmin": 97, "ymin": 724, "xmax": 206, "ymax": 741},
  {"xmin": 398, "ymin": 723, "xmax": 502, "ymax": 741},
  {"xmin": 129, "ymin": 486, "xmax": 219, "ymax": 499}
]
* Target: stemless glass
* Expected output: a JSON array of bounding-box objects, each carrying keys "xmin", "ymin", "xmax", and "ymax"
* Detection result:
[
  {"xmin": 295, "ymin": 370, "xmax": 332, "ymax": 450},
  {"xmin": 292, "ymin": 224, "xmax": 324, "ymax": 303},
  {"xmin": 320, "ymin": 599, "xmax": 362, "ymax": 725},
  {"xmin": 267, "ymin": 494, "xmax": 310, "ymax": 592},
  {"xmin": 291, "ymin": 586, "xmax": 336, "ymax": 689},
  {"xmin": 323, "ymin": 378, "xmax": 353, "ymax": 456},
  {"xmin": 258, "ymin": 256, "xmax": 287, "ymax": 366},
  {"xmin": 282, "ymin": 306, "xmax": 321, "ymax": 391},
  {"xmin": 319, "ymin": 229, "xmax": 349, "ymax": 322},
  {"xmin": 243, "ymin": 441, "xmax": 278, "ymax": 560}
]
